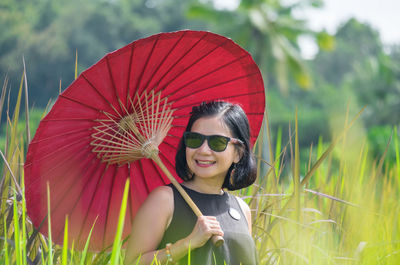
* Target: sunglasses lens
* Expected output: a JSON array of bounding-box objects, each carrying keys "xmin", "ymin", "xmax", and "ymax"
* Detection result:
[
  {"xmin": 209, "ymin": 136, "xmax": 229, "ymax": 152},
  {"xmin": 184, "ymin": 132, "xmax": 204, "ymax": 149}
]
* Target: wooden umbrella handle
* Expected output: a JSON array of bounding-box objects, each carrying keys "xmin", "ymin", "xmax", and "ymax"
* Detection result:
[{"xmin": 152, "ymin": 154, "xmax": 225, "ymax": 247}]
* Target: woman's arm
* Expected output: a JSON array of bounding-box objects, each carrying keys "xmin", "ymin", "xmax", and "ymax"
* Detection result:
[
  {"xmin": 125, "ymin": 186, "xmax": 174, "ymax": 264},
  {"xmin": 125, "ymin": 186, "xmax": 224, "ymax": 265}
]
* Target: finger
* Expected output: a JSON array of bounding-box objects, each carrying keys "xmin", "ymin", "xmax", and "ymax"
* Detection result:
[
  {"xmin": 210, "ymin": 228, "xmax": 224, "ymax": 237},
  {"xmin": 203, "ymin": 216, "xmax": 217, "ymax": 221}
]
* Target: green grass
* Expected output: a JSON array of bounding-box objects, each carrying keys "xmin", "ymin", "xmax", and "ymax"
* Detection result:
[{"xmin": 0, "ymin": 74, "xmax": 399, "ymax": 264}]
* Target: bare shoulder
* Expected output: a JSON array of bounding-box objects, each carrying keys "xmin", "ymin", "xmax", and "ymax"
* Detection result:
[
  {"xmin": 143, "ymin": 185, "xmax": 174, "ymax": 210},
  {"xmin": 235, "ymin": 196, "xmax": 252, "ymax": 232},
  {"xmin": 235, "ymin": 196, "xmax": 251, "ymax": 215},
  {"xmin": 148, "ymin": 185, "xmax": 173, "ymax": 199}
]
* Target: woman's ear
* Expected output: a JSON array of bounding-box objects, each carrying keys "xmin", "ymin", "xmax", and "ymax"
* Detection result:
[{"xmin": 233, "ymin": 145, "xmax": 244, "ymax": 163}]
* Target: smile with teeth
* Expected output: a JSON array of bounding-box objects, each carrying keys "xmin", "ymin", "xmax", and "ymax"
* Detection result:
[{"xmin": 196, "ymin": 160, "xmax": 216, "ymax": 166}]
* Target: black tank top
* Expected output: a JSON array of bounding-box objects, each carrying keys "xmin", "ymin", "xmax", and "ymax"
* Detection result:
[{"xmin": 158, "ymin": 184, "xmax": 258, "ymax": 265}]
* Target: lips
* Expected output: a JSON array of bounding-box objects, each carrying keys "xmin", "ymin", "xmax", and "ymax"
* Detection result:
[{"xmin": 195, "ymin": 160, "xmax": 216, "ymax": 167}]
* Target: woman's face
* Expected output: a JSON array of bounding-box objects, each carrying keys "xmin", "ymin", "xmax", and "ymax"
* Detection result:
[{"xmin": 185, "ymin": 115, "xmax": 240, "ymax": 182}]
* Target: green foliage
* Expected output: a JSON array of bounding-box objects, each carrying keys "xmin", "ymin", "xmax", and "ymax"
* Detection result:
[
  {"xmin": 367, "ymin": 125, "xmax": 400, "ymax": 165},
  {"xmin": 0, "ymin": 108, "xmax": 43, "ymax": 153},
  {"xmin": 313, "ymin": 18, "xmax": 383, "ymax": 86},
  {"xmin": 188, "ymin": 0, "xmax": 326, "ymax": 94},
  {"xmin": 0, "ymin": 0, "xmax": 203, "ymax": 107}
]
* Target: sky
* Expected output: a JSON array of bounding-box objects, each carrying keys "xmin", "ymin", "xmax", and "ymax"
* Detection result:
[
  {"xmin": 299, "ymin": 0, "xmax": 400, "ymax": 44},
  {"xmin": 295, "ymin": 0, "xmax": 400, "ymax": 57},
  {"xmin": 213, "ymin": 0, "xmax": 400, "ymax": 58}
]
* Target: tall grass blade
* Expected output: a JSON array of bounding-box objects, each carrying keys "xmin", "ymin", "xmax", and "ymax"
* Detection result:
[
  {"xmin": 21, "ymin": 171, "xmax": 27, "ymax": 265},
  {"xmin": 75, "ymin": 50, "xmax": 78, "ymax": 80},
  {"xmin": 376, "ymin": 131, "xmax": 392, "ymax": 179},
  {"xmin": 187, "ymin": 242, "xmax": 191, "ymax": 265},
  {"xmin": 294, "ymin": 109, "xmax": 300, "ymax": 222},
  {"xmin": 0, "ymin": 150, "xmax": 22, "ymax": 196},
  {"xmin": 78, "ymin": 218, "xmax": 98, "ymax": 265},
  {"xmin": 61, "ymin": 216, "xmax": 68, "ymax": 265},
  {"xmin": 3, "ymin": 209, "xmax": 9, "ymax": 265},
  {"xmin": 13, "ymin": 189, "xmax": 21, "ymax": 265},
  {"xmin": 0, "ymin": 75, "xmax": 8, "ymax": 128},
  {"xmin": 274, "ymin": 126, "xmax": 282, "ymax": 179},
  {"xmin": 41, "ymin": 247, "xmax": 45, "ymax": 264},
  {"xmin": 22, "ymin": 56, "xmax": 31, "ymax": 144},
  {"xmin": 357, "ymin": 140, "xmax": 368, "ymax": 185},
  {"xmin": 110, "ymin": 179, "xmax": 130, "ymax": 265},
  {"xmin": 46, "ymin": 183, "xmax": 53, "ymax": 265},
  {"xmin": 394, "ymin": 126, "xmax": 400, "ymax": 190},
  {"xmin": 315, "ymin": 136, "xmax": 324, "ymax": 187},
  {"xmin": 264, "ymin": 109, "xmax": 278, "ymax": 192}
]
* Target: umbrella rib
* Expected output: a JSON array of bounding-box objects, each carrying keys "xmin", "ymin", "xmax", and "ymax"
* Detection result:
[
  {"xmin": 175, "ymin": 89, "xmax": 265, "ymax": 111},
  {"xmin": 149, "ymin": 159, "xmax": 169, "ymax": 185},
  {"xmin": 151, "ymin": 32, "xmax": 209, "ymax": 94},
  {"xmin": 39, "ymin": 145, "xmax": 92, "ymax": 192},
  {"xmin": 160, "ymin": 137, "xmax": 180, "ymax": 150},
  {"xmin": 52, "ymin": 157, "xmax": 104, "ymax": 242},
  {"xmin": 30, "ymin": 128, "xmax": 91, "ymax": 144},
  {"xmin": 92, "ymin": 125, "xmax": 141, "ymax": 150},
  {"xmin": 138, "ymin": 160, "xmax": 150, "ymax": 194},
  {"xmin": 103, "ymin": 166, "xmax": 119, "ymax": 249},
  {"xmin": 42, "ymin": 118, "xmax": 97, "ymax": 122},
  {"xmin": 77, "ymin": 164, "xmax": 112, "ymax": 247},
  {"xmin": 105, "ymin": 56, "xmax": 125, "ymax": 115},
  {"xmin": 158, "ymin": 151, "xmax": 177, "ymax": 178},
  {"xmin": 159, "ymin": 98, "xmax": 174, "ymax": 135},
  {"xmin": 24, "ymin": 136, "xmax": 91, "ymax": 168},
  {"xmin": 133, "ymin": 92, "xmax": 150, "ymax": 142},
  {"xmin": 142, "ymin": 91, "xmax": 151, "ymax": 140},
  {"xmin": 153, "ymin": 92, "xmax": 162, "ymax": 137},
  {"xmin": 156, "ymin": 38, "xmax": 230, "ymax": 95},
  {"xmin": 82, "ymin": 74, "xmax": 122, "ymax": 119},
  {"xmin": 134, "ymin": 34, "xmax": 161, "ymax": 97},
  {"xmin": 26, "ymin": 149, "xmax": 94, "ymax": 195},
  {"xmin": 140, "ymin": 31, "xmax": 186, "ymax": 92},
  {"xmin": 30, "ymin": 149, "xmax": 97, "ymax": 243},
  {"xmin": 94, "ymin": 114, "xmax": 142, "ymax": 146},
  {"xmin": 59, "ymin": 94, "xmax": 103, "ymax": 112},
  {"xmin": 150, "ymin": 91, "xmax": 156, "ymax": 139},
  {"xmin": 126, "ymin": 43, "xmax": 135, "ymax": 109},
  {"xmin": 170, "ymin": 72, "xmax": 261, "ymax": 106},
  {"xmin": 164, "ymin": 54, "xmax": 248, "ymax": 99}
]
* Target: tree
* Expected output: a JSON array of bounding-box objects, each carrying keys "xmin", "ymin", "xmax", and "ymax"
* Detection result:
[
  {"xmin": 187, "ymin": 0, "xmax": 333, "ymax": 94},
  {"xmin": 0, "ymin": 0, "xmax": 202, "ymax": 107},
  {"xmin": 313, "ymin": 18, "xmax": 382, "ymax": 86}
]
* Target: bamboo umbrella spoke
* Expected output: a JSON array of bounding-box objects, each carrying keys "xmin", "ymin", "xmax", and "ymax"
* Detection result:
[{"xmin": 90, "ymin": 89, "xmax": 174, "ymax": 164}]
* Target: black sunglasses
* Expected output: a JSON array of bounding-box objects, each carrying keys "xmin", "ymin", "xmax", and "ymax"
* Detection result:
[{"xmin": 183, "ymin": 132, "xmax": 243, "ymax": 152}]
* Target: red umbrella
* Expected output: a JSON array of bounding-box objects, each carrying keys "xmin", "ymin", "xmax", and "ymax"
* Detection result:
[{"xmin": 25, "ymin": 30, "xmax": 265, "ymax": 251}]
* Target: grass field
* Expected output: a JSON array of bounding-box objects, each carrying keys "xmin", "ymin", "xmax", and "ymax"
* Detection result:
[{"xmin": 1, "ymin": 75, "xmax": 399, "ymax": 264}]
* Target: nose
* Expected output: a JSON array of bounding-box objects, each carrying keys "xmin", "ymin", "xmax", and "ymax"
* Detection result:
[{"xmin": 197, "ymin": 139, "xmax": 212, "ymax": 153}]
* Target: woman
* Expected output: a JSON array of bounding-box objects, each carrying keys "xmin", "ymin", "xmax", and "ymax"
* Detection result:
[{"xmin": 126, "ymin": 101, "xmax": 258, "ymax": 265}]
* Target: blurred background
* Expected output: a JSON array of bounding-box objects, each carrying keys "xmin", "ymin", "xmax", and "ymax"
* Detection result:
[{"xmin": 1, "ymin": 0, "xmax": 399, "ymax": 174}]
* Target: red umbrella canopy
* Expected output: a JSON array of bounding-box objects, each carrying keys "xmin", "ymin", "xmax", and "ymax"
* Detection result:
[{"xmin": 25, "ymin": 30, "xmax": 265, "ymax": 251}]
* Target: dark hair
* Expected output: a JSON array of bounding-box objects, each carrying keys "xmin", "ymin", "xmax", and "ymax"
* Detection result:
[{"xmin": 175, "ymin": 101, "xmax": 257, "ymax": 191}]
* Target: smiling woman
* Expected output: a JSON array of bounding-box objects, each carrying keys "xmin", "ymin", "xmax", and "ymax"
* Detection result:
[{"xmin": 126, "ymin": 101, "xmax": 259, "ymax": 265}]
